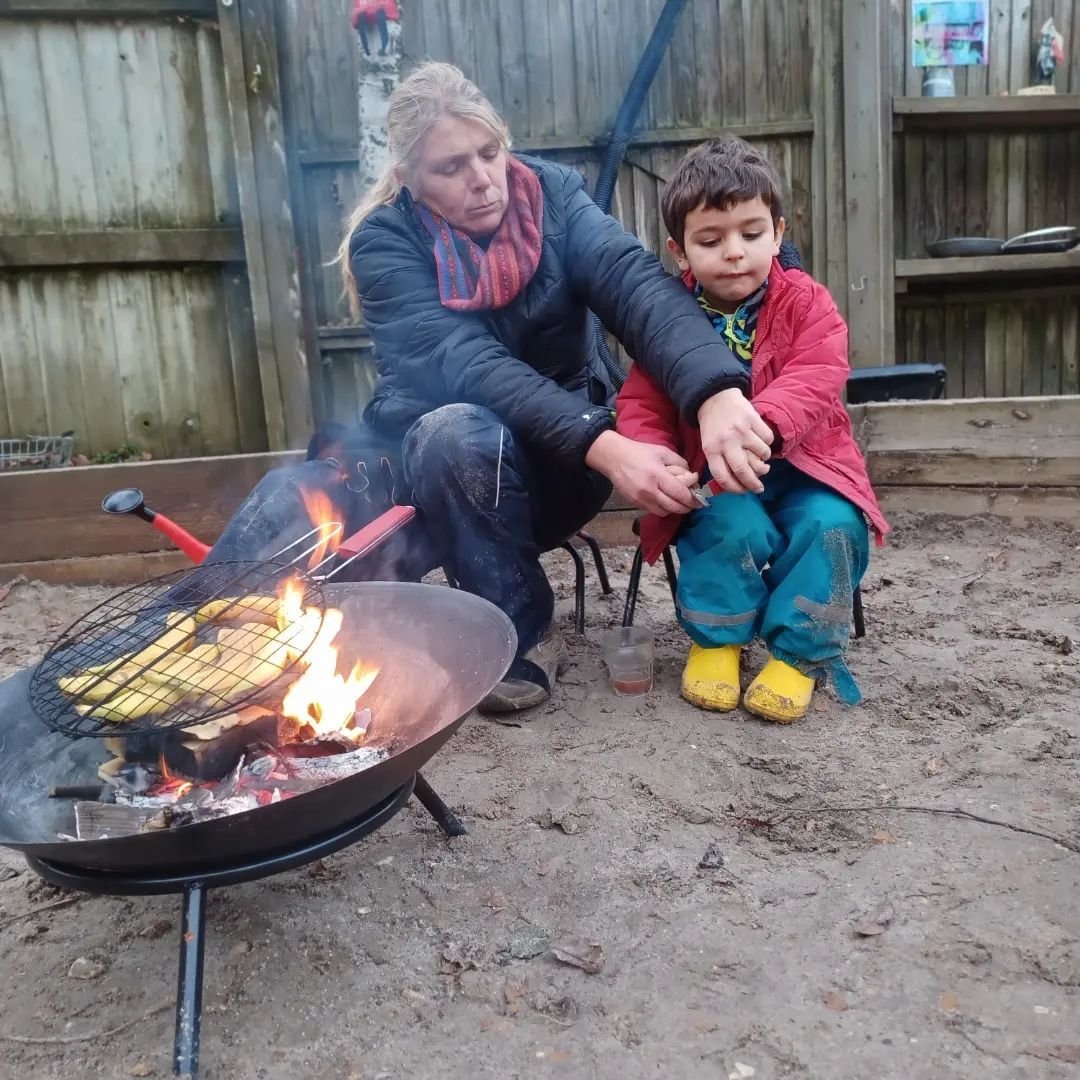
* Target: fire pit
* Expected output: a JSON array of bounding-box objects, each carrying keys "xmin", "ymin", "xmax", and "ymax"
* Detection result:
[{"xmin": 0, "ymin": 580, "xmax": 515, "ymax": 1079}]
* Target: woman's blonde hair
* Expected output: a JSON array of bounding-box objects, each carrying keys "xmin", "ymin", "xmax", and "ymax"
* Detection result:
[{"xmin": 337, "ymin": 61, "xmax": 511, "ymax": 314}]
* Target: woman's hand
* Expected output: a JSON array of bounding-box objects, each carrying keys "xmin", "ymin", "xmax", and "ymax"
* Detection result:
[
  {"xmin": 586, "ymin": 431, "xmax": 700, "ymax": 516},
  {"xmin": 697, "ymin": 388, "xmax": 774, "ymax": 495}
]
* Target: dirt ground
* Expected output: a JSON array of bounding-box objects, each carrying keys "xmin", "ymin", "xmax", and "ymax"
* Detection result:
[{"xmin": 1, "ymin": 511, "xmax": 1078, "ymax": 1080}]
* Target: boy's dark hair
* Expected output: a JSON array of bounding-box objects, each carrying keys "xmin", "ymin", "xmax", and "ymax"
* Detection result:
[{"xmin": 661, "ymin": 137, "xmax": 784, "ymax": 248}]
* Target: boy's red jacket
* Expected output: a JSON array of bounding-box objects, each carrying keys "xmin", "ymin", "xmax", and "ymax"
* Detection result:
[{"xmin": 617, "ymin": 259, "xmax": 889, "ymax": 564}]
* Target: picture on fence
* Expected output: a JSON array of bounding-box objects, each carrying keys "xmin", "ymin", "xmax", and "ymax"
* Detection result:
[{"xmin": 912, "ymin": 0, "xmax": 989, "ymax": 67}]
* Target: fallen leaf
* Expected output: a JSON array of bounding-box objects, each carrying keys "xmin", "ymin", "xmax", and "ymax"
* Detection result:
[
  {"xmin": 139, "ymin": 919, "xmax": 173, "ymax": 940},
  {"xmin": 853, "ymin": 901, "xmax": 895, "ymax": 937},
  {"xmin": 478, "ymin": 1016, "xmax": 514, "ymax": 1032},
  {"xmin": 130, "ymin": 1062, "xmax": 153, "ymax": 1078},
  {"xmin": 551, "ymin": 940, "xmax": 604, "ymax": 974},
  {"xmin": 698, "ymin": 842, "xmax": 725, "ymax": 870},
  {"xmin": 439, "ymin": 944, "xmax": 479, "ymax": 975},
  {"xmin": 1024, "ymin": 1044, "xmax": 1080, "ymax": 1064},
  {"xmin": 507, "ymin": 929, "xmax": 548, "ymax": 960},
  {"xmin": 939, "ymin": 991, "xmax": 959, "ymax": 1011},
  {"xmin": 923, "ymin": 757, "xmax": 944, "ymax": 777},
  {"xmin": 483, "ymin": 889, "xmax": 506, "ymax": 913},
  {"xmin": 728, "ymin": 1064, "xmax": 756, "ymax": 1080},
  {"xmin": 68, "ymin": 956, "xmax": 106, "ymax": 980},
  {"xmin": 690, "ymin": 1013, "xmax": 721, "ymax": 1034},
  {"xmin": 682, "ymin": 805, "xmax": 713, "ymax": 825},
  {"xmin": 824, "ymin": 990, "xmax": 849, "ymax": 1012},
  {"xmin": 872, "ymin": 829, "xmax": 897, "ymax": 845}
]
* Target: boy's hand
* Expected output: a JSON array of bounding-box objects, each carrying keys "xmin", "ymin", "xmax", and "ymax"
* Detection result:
[
  {"xmin": 585, "ymin": 431, "xmax": 700, "ymax": 516},
  {"xmin": 697, "ymin": 388, "xmax": 774, "ymax": 495}
]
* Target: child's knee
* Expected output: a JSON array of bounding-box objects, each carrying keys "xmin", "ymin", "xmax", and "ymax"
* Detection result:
[
  {"xmin": 798, "ymin": 494, "xmax": 867, "ymax": 547},
  {"xmin": 683, "ymin": 494, "xmax": 773, "ymax": 555}
]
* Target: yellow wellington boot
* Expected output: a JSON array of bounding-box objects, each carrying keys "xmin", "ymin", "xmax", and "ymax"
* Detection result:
[
  {"xmin": 743, "ymin": 656, "xmax": 815, "ymax": 724},
  {"xmin": 680, "ymin": 643, "xmax": 742, "ymax": 712}
]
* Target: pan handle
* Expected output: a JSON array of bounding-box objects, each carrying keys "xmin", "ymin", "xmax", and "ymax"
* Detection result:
[{"xmin": 331, "ymin": 505, "xmax": 417, "ymax": 576}]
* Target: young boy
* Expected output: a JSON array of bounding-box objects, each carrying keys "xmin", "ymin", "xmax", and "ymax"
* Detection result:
[{"xmin": 617, "ymin": 138, "xmax": 888, "ymax": 722}]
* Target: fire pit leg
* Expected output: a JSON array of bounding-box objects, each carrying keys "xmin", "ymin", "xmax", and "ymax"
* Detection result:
[
  {"xmin": 174, "ymin": 882, "xmax": 207, "ymax": 1080},
  {"xmin": 413, "ymin": 773, "xmax": 468, "ymax": 837}
]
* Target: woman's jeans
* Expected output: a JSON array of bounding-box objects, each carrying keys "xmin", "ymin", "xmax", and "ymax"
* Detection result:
[
  {"xmin": 206, "ymin": 404, "xmax": 612, "ymax": 657},
  {"xmin": 674, "ymin": 460, "xmax": 869, "ymax": 702}
]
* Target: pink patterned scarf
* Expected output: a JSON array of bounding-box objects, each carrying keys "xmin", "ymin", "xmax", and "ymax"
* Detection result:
[{"xmin": 414, "ymin": 156, "xmax": 544, "ymax": 311}]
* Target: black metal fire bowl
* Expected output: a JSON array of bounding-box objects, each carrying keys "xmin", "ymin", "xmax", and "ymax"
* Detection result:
[{"xmin": 0, "ymin": 582, "xmax": 516, "ymax": 873}]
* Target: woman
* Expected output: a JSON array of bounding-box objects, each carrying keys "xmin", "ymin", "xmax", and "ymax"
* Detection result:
[{"xmin": 215, "ymin": 62, "xmax": 773, "ymax": 715}]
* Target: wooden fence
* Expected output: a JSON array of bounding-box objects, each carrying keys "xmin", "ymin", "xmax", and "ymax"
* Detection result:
[
  {"xmin": 281, "ymin": 0, "xmax": 856, "ymax": 424},
  {"xmin": 0, "ymin": 0, "xmax": 312, "ymax": 460},
  {"xmin": 2, "ymin": 0, "xmax": 1078, "ymax": 468},
  {"xmin": 891, "ymin": 0, "xmax": 1080, "ymax": 398}
]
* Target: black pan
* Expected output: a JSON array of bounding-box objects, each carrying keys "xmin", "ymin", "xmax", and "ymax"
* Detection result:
[
  {"xmin": 926, "ymin": 237, "xmax": 1004, "ymax": 258},
  {"xmin": 0, "ymin": 582, "xmax": 515, "ymax": 872}
]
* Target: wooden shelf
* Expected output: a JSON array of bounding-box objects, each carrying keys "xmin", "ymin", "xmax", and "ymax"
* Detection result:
[
  {"xmin": 893, "ymin": 94, "xmax": 1080, "ymax": 131},
  {"xmin": 895, "ymin": 250, "xmax": 1080, "ymax": 290}
]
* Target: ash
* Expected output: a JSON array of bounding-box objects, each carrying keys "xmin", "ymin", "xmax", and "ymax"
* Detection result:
[{"xmin": 74, "ymin": 741, "xmax": 390, "ymax": 840}]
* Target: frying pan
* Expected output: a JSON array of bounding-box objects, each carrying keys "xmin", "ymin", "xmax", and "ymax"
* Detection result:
[
  {"xmin": 0, "ymin": 582, "xmax": 515, "ymax": 872},
  {"xmin": 926, "ymin": 237, "xmax": 1004, "ymax": 258},
  {"xmin": 926, "ymin": 227, "xmax": 1079, "ymax": 259}
]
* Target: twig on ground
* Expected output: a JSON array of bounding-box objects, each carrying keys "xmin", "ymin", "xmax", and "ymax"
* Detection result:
[
  {"xmin": 0, "ymin": 998, "xmax": 171, "ymax": 1045},
  {"xmin": 0, "ymin": 895, "xmax": 80, "ymax": 930},
  {"xmin": 739, "ymin": 804, "xmax": 1079, "ymax": 855}
]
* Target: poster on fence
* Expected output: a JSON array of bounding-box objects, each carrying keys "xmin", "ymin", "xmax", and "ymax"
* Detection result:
[{"xmin": 911, "ymin": 1, "xmax": 989, "ymax": 67}]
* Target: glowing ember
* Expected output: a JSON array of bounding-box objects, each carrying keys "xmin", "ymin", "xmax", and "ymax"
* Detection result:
[{"xmin": 157, "ymin": 755, "xmax": 194, "ymax": 799}]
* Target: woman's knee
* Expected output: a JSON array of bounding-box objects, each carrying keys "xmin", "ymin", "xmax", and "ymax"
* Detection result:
[
  {"xmin": 403, "ymin": 404, "xmax": 512, "ymax": 504},
  {"xmin": 404, "ymin": 404, "xmax": 504, "ymax": 467}
]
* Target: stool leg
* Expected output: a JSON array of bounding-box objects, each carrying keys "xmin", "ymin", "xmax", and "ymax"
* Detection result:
[
  {"xmin": 174, "ymin": 882, "xmax": 207, "ymax": 1079},
  {"xmin": 561, "ymin": 542, "xmax": 586, "ymax": 635},
  {"xmin": 576, "ymin": 531, "xmax": 612, "ymax": 595},
  {"xmin": 662, "ymin": 547, "xmax": 678, "ymax": 604},
  {"xmin": 852, "ymin": 587, "xmax": 866, "ymax": 640},
  {"xmin": 622, "ymin": 545, "xmax": 645, "ymax": 627}
]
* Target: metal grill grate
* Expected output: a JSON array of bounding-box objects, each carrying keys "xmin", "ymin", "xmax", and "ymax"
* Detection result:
[{"xmin": 28, "ymin": 561, "xmax": 324, "ymax": 739}]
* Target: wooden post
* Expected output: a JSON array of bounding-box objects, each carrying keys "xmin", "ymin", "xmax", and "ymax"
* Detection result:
[
  {"xmin": 217, "ymin": 0, "xmax": 313, "ymax": 450},
  {"xmin": 841, "ymin": 0, "xmax": 894, "ymax": 367}
]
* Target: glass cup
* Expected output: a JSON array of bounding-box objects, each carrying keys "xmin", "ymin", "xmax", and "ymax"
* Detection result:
[{"xmin": 600, "ymin": 626, "xmax": 655, "ymax": 697}]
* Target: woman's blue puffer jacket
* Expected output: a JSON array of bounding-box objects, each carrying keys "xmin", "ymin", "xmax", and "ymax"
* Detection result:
[{"xmin": 350, "ymin": 155, "xmax": 752, "ymax": 466}]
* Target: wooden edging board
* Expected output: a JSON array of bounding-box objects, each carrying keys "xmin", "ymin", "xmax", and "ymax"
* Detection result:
[{"xmin": 2, "ymin": 396, "xmax": 1078, "ymax": 583}]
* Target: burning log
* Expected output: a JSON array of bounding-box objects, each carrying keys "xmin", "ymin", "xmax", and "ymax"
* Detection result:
[{"xmin": 163, "ymin": 707, "xmax": 284, "ymax": 781}]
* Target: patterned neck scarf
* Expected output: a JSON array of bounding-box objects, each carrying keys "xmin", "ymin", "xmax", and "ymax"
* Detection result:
[
  {"xmin": 695, "ymin": 279, "xmax": 769, "ymax": 366},
  {"xmin": 413, "ymin": 156, "xmax": 544, "ymax": 311}
]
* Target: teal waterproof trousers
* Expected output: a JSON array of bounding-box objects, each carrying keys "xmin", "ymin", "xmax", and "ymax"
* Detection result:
[{"xmin": 674, "ymin": 461, "xmax": 870, "ymax": 702}]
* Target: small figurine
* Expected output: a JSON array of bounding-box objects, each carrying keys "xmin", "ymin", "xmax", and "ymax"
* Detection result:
[
  {"xmin": 1034, "ymin": 18, "xmax": 1065, "ymax": 86},
  {"xmin": 352, "ymin": 0, "xmax": 401, "ymax": 57}
]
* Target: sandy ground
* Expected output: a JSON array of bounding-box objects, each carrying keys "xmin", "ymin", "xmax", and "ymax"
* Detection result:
[{"xmin": 0, "ymin": 511, "xmax": 1078, "ymax": 1080}]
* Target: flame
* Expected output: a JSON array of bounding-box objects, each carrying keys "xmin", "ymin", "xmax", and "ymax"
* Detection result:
[
  {"xmin": 278, "ymin": 576, "xmax": 306, "ymax": 628},
  {"xmin": 274, "ymin": 580, "xmax": 379, "ymax": 741},
  {"xmin": 298, "ymin": 487, "xmax": 343, "ymax": 570},
  {"xmin": 280, "ymin": 606, "xmax": 378, "ymax": 738}
]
